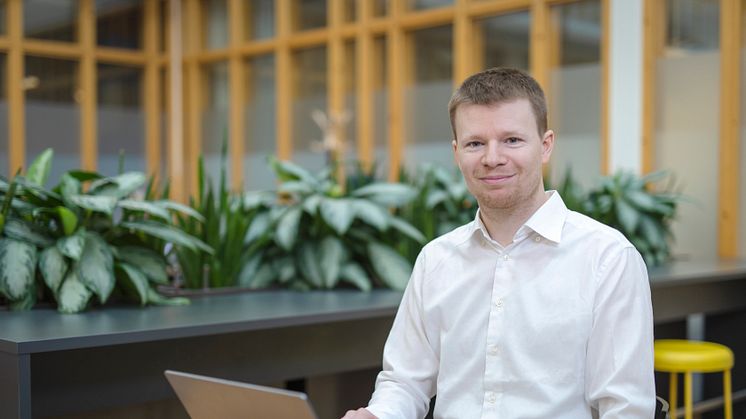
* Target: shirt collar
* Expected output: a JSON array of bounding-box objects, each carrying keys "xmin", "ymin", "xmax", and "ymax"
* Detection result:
[{"xmin": 470, "ymin": 191, "xmax": 569, "ymax": 244}]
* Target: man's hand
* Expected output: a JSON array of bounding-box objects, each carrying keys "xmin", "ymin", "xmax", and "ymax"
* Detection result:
[{"xmin": 340, "ymin": 407, "xmax": 378, "ymax": 419}]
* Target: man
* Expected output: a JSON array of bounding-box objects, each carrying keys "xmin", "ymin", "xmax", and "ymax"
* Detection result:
[{"xmin": 342, "ymin": 67, "xmax": 655, "ymax": 419}]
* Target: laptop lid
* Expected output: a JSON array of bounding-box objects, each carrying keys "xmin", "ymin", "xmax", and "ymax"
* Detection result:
[{"xmin": 165, "ymin": 370, "xmax": 319, "ymax": 419}]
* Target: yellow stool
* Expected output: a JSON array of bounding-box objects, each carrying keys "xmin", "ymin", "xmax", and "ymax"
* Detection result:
[{"xmin": 654, "ymin": 339, "xmax": 734, "ymax": 419}]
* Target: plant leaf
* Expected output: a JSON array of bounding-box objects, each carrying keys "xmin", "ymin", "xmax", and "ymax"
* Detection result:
[
  {"xmin": 2, "ymin": 217, "xmax": 54, "ymax": 247},
  {"xmin": 76, "ymin": 232, "xmax": 115, "ymax": 304},
  {"xmin": 116, "ymin": 246, "xmax": 169, "ymax": 284},
  {"xmin": 0, "ymin": 238, "xmax": 38, "ymax": 300},
  {"xmin": 320, "ymin": 198, "xmax": 355, "ymax": 235},
  {"xmin": 351, "ymin": 199, "xmax": 389, "ymax": 231},
  {"xmin": 26, "ymin": 148, "xmax": 53, "ymax": 186},
  {"xmin": 67, "ymin": 194, "xmax": 118, "ymax": 214},
  {"xmin": 425, "ymin": 190, "xmax": 448, "ymax": 209},
  {"xmin": 121, "ymin": 220, "xmax": 214, "ymax": 254},
  {"xmin": 275, "ymin": 206, "xmax": 303, "ymax": 251},
  {"xmin": 278, "ymin": 181, "xmax": 314, "ymax": 195},
  {"xmin": 248, "ymin": 263, "xmax": 278, "ymax": 289},
  {"xmin": 117, "ymin": 262, "xmax": 149, "ymax": 305},
  {"xmin": 57, "ymin": 271, "xmax": 92, "ymax": 313},
  {"xmin": 118, "ymin": 199, "xmax": 171, "ymax": 219},
  {"xmin": 91, "ymin": 172, "xmax": 147, "ymax": 198},
  {"xmin": 297, "ymin": 242, "xmax": 323, "ymax": 287},
  {"xmin": 340, "ymin": 262, "xmax": 372, "ymax": 292},
  {"xmin": 319, "ymin": 236, "xmax": 344, "ymax": 288},
  {"xmin": 56, "ymin": 229, "xmax": 86, "ymax": 260},
  {"xmin": 270, "ymin": 157, "xmax": 318, "ymax": 185},
  {"xmin": 238, "ymin": 252, "xmax": 264, "ymax": 287},
  {"xmin": 302, "ymin": 194, "xmax": 322, "ymax": 215},
  {"xmin": 153, "ymin": 200, "xmax": 205, "ymax": 222},
  {"xmin": 39, "ymin": 246, "xmax": 68, "ymax": 295},
  {"xmin": 368, "ymin": 242, "xmax": 412, "ymax": 291},
  {"xmin": 146, "ymin": 287, "xmax": 190, "ymax": 306},
  {"xmin": 242, "ymin": 191, "xmax": 274, "ymax": 210},
  {"xmin": 615, "ymin": 199, "xmax": 640, "ymax": 233},
  {"xmin": 351, "ymin": 182, "xmax": 416, "ymax": 207},
  {"xmin": 389, "ymin": 216, "xmax": 427, "ymax": 243},
  {"xmin": 56, "ymin": 206, "xmax": 79, "ymax": 236}
]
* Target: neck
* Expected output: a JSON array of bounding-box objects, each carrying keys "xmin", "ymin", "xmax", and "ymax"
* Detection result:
[{"xmin": 479, "ymin": 191, "xmax": 549, "ymax": 247}]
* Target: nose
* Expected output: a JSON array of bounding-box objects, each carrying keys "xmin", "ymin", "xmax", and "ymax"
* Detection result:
[{"xmin": 481, "ymin": 141, "xmax": 506, "ymax": 167}]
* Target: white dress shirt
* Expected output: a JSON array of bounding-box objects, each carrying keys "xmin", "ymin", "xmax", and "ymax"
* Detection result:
[{"xmin": 366, "ymin": 191, "xmax": 655, "ymax": 419}]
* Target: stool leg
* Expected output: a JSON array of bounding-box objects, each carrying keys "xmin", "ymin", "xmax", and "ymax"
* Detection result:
[
  {"xmin": 724, "ymin": 368, "xmax": 732, "ymax": 419},
  {"xmin": 669, "ymin": 373, "xmax": 678, "ymax": 419},
  {"xmin": 684, "ymin": 372, "xmax": 693, "ymax": 419}
]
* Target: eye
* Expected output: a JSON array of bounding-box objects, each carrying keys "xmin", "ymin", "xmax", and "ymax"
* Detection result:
[
  {"xmin": 464, "ymin": 140, "xmax": 483, "ymax": 149},
  {"xmin": 505, "ymin": 137, "xmax": 522, "ymax": 145}
]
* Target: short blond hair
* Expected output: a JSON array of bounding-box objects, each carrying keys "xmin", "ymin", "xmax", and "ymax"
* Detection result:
[{"xmin": 448, "ymin": 67, "xmax": 547, "ymax": 139}]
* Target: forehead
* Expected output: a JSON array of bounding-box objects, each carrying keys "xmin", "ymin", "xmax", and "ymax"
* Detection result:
[{"xmin": 454, "ymin": 99, "xmax": 538, "ymax": 136}]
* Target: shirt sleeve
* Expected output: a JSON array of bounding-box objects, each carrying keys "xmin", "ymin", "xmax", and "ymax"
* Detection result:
[
  {"xmin": 366, "ymin": 251, "xmax": 439, "ymax": 419},
  {"xmin": 585, "ymin": 245, "xmax": 656, "ymax": 418}
]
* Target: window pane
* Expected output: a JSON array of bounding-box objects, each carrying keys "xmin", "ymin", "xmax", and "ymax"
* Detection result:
[
  {"xmin": 160, "ymin": 67, "xmax": 168, "ymax": 183},
  {"xmin": 294, "ymin": 0, "xmax": 326, "ymax": 31},
  {"xmin": 0, "ymin": 1, "xmax": 6, "ymax": 36},
  {"xmin": 408, "ymin": 0, "xmax": 452, "ymax": 11},
  {"xmin": 24, "ymin": 0, "xmax": 78, "ymax": 42},
  {"xmin": 97, "ymin": 64, "xmax": 145, "ymax": 177},
  {"xmin": 373, "ymin": 37, "xmax": 388, "ymax": 175},
  {"xmin": 292, "ymin": 47, "xmax": 327, "ymax": 172},
  {"xmin": 244, "ymin": 54, "xmax": 276, "ymax": 190},
  {"xmin": 372, "ymin": 0, "xmax": 387, "ymax": 17},
  {"xmin": 656, "ymin": 0, "xmax": 720, "ymax": 259},
  {"xmin": 548, "ymin": 0, "xmax": 602, "ymax": 191},
  {"xmin": 96, "ymin": 0, "xmax": 143, "ymax": 49},
  {"xmin": 343, "ymin": 0, "xmax": 356, "ymax": 23},
  {"xmin": 404, "ymin": 25, "xmax": 452, "ymax": 170},
  {"xmin": 666, "ymin": 0, "xmax": 719, "ymax": 52},
  {"xmin": 25, "ymin": 57, "xmax": 80, "ymax": 183},
  {"xmin": 344, "ymin": 41, "xmax": 356, "ymax": 163},
  {"xmin": 0, "ymin": 54, "xmax": 7, "ymax": 176},
  {"xmin": 244, "ymin": 0, "xmax": 274, "ymax": 40},
  {"xmin": 204, "ymin": 0, "xmax": 228, "ymax": 49},
  {"xmin": 202, "ymin": 62, "xmax": 229, "ymax": 187},
  {"xmin": 477, "ymin": 11, "xmax": 530, "ymax": 71},
  {"xmin": 160, "ymin": 0, "xmax": 167, "ymax": 52}
]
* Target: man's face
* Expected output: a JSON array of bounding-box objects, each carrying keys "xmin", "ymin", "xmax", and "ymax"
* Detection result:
[{"xmin": 452, "ymin": 99, "xmax": 554, "ymax": 212}]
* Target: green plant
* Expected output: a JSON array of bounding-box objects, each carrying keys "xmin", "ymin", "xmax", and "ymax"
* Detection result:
[
  {"xmin": 396, "ymin": 164, "xmax": 478, "ymax": 262},
  {"xmin": 238, "ymin": 158, "xmax": 425, "ymax": 291},
  {"xmin": 553, "ymin": 169, "xmax": 681, "ymax": 266},
  {"xmin": 0, "ymin": 149, "xmax": 210, "ymax": 313},
  {"xmin": 173, "ymin": 151, "xmax": 273, "ymax": 289}
]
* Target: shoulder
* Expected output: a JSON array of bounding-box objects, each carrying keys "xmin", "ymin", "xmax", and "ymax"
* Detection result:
[
  {"xmin": 416, "ymin": 221, "xmax": 475, "ymax": 273},
  {"xmin": 563, "ymin": 210, "xmax": 634, "ymax": 251}
]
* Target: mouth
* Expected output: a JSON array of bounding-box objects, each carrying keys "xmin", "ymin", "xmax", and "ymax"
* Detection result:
[{"xmin": 478, "ymin": 174, "xmax": 515, "ymax": 185}]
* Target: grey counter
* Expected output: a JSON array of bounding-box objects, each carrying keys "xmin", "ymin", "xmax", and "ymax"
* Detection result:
[{"xmin": 2, "ymin": 259, "xmax": 746, "ymax": 418}]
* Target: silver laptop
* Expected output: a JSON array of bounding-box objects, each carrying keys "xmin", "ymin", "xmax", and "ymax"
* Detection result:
[{"xmin": 165, "ymin": 370, "xmax": 319, "ymax": 419}]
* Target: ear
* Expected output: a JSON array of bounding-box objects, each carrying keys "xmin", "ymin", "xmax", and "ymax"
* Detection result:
[
  {"xmin": 541, "ymin": 130, "xmax": 554, "ymax": 164},
  {"xmin": 452, "ymin": 139, "xmax": 460, "ymax": 166}
]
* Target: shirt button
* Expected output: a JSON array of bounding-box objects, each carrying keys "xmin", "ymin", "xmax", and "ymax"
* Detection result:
[
  {"xmin": 534, "ymin": 236, "xmax": 541, "ymax": 242},
  {"xmin": 486, "ymin": 392, "xmax": 497, "ymax": 404},
  {"xmin": 502, "ymin": 254, "xmax": 509, "ymax": 261},
  {"xmin": 494, "ymin": 298, "xmax": 503, "ymax": 309},
  {"xmin": 488, "ymin": 344, "xmax": 499, "ymax": 356}
]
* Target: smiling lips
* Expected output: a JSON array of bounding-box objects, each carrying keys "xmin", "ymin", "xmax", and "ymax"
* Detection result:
[{"xmin": 479, "ymin": 174, "xmax": 515, "ymax": 185}]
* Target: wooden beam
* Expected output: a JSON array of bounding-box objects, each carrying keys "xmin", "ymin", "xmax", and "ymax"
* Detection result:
[
  {"xmin": 386, "ymin": 1, "xmax": 406, "ymax": 182},
  {"xmin": 642, "ymin": 0, "xmax": 663, "ymax": 174},
  {"xmin": 356, "ymin": 0, "xmax": 374, "ymax": 169},
  {"xmin": 144, "ymin": 0, "xmax": 161, "ymax": 182},
  {"xmin": 228, "ymin": 0, "xmax": 246, "ymax": 190},
  {"xmin": 185, "ymin": 0, "xmax": 202, "ymax": 198},
  {"xmin": 467, "ymin": 0, "xmax": 530, "ymax": 17},
  {"xmin": 23, "ymin": 40, "xmax": 82, "ymax": 59},
  {"xmin": 530, "ymin": 0, "xmax": 550, "ymax": 91},
  {"xmin": 168, "ymin": 0, "xmax": 187, "ymax": 202},
  {"xmin": 329, "ymin": 0, "xmax": 346, "ymax": 186},
  {"xmin": 453, "ymin": 0, "xmax": 472, "ymax": 85},
  {"xmin": 718, "ymin": 0, "xmax": 742, "ymax": 257},
  {"xmin": 7, "ymin": 0, "xmax": 24, "ymax": 174},
  {"xmin": 276, "ymin": 0, "xmax": 292, "ymax": 160},
  {"xmin": 79, "ymin": 0, "xmax": 97, "ymax": 171}
]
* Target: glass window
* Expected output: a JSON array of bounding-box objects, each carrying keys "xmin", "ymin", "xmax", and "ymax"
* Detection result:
[
  {"xmin": 24, "ymin": 0, "xmax": 78, "ymax": 42},
  {"xmin": 24, "ymin": 56, "xmax": 80, "ymax": 183},
  {"xmin": 244, "ymin": 54, "xmax": 276, "ymax": 190},
  {"xmin": 476, "ymin": 11, "xmax": 530, "ymax": 71},
  {"xmin": 292, "ymin": 46, "xmax": 327, "ymax": 172},
  {"xmin": 344, "ymin": 41, "xmax": 357, "ymax": 163},
  {"xmin": 244, "ymin": 0, "xmax": 274, "ymax": 40},
  {"xmin": 0, "ymin": 53, "xmax": 7, "ymax": 177},
  {"xmin": 97, "ymin": 64, "xmax": 145, "ymax": 177},
  {"xmin": 547, "ymin": 0, "xmax": 602, "ymax": 192},
  {"xmin": 160, "ymin": 0, "xmax": 168, "ymax": 52},
  {"xmin": 372, "ymin": 0, "xmax": 387, "ymax": 17},
  {"xmin": 202, "ymin": 62, "xmax": 229, "ymax": 187},
  {"xmin": 408, "ymin": 0, "xmax": 452, "ymax": 11},
  {"xmin": 160, "ymin": 67, "xmax": 169, "ymax": 183},
  {"xmin": 0, "ymin": 0, "xmax": 6, "ymax": 36},
  {"xmin": 96, "ymin": 0, "xmax": 144, "ymax": 49},
  {"xmin": 294, "ymin": 0, "xmax": 326, "ymax": 31},
  {"xmin": 204, "ymin": 0, "xmax": 228, "ymax": 49},
  {"xmin": 404, "ymin": 25, "xmax": 453, "ymax": 170},
  {"xmin": 343, "ymin": 0, "xmax": 356, "ymax": 23},
  {"xmin": 656, "ymin": 0, "xmax": 720, "ymax": 259},
  {"xmin": 666, "ymin": 0, "xmax": 719, "ymax": 52}
]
